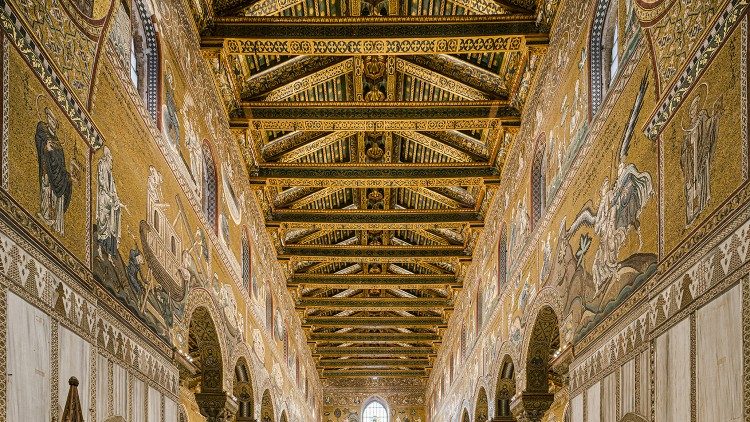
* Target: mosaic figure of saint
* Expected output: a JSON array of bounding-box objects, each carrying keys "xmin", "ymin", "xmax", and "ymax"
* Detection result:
[
  {"xmin": 96, "ymin": 147, "xmax": 125, "ymax": 260},
  {"xmin": 35, "ymin": 108, "xmax": 72, "ymax": 235},
  {"xmin": 680, "ymin": 91, "xmax": 723, "ymax": 224},
  {"xmin": 164, "ymin": 72, "xmax": 181, "ymax": 149}
]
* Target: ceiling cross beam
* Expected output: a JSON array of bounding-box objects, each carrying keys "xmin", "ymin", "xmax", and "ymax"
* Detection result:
[
  {"xmin": 317, "ymin": 359, "xmax": 432, "ymax": 368},
  {"xmin": 202, "ymin": 16, "xmax": 548, "ymax": 56},
  {"xmin": 297, "ymin": 297, "xmax": 452, "ymax": 310},
  {"xmin": 313, "ymin": 346, "xmax": 436, "ymax": 356},
  {"xmin": 288, "ymin": 274, "xmax": 460, "ymax": 288},
  {"xmin": 279, "ymin": 245, "xmax": 470, "ymax": 259},
  {"xmin": 305, "ymin": 316, "xmax": 446, "ymax": 328},
  {"xmin": 267, "ymin": 209, "xmax": 483, "ymax": 226},
  {"xmin": 309, "ymin": 332, "xmax": 440, "ymax": 342}
]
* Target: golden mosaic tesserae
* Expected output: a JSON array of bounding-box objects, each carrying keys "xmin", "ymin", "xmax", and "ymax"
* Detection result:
[{"xmin": 0, "ymin": 0, "xmax": 748, "ymax": 421}]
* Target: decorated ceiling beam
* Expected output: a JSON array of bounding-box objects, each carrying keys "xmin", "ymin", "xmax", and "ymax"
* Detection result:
[
  {"xmin": 202, "ymin": 16, "xmax": 548, "ymax": 56},
  {"xmin": 261, "ymin": 131, "xmax": 331, "ymax": 161},
  {"xmin": 288, "ymin": 274, "xmax": 460, "ymax": 288},
  {"xmin": 313, "ymin": 346, "xmax": 436, "ymax": 356},
  {"xmin": 253, "ymin": 163, "xmax": 498, "ymax": 181},
  {"xmin": 304, "ymin": 316, "xmax": 446, "ymax": 328},
  {"xmin": 402, "ymin": 55, "xmax": 511, "ymax": 99},
  {"xmin": 233, "ymin": 116, "xmax": 506, "ymax": 131},
  {"xmin": 394, "ymin": 59, "xmax": 490, "ymax": 100},
  {"xmin": 321, "ymin": 370, "xmax": 427, "ymax": 378},
  {"xmin": 279, "ymin": 245, "xmax": 470, "ymax": 259},
  {"xmin": 264, "ymin": 58, "xmax": 355, "ymax": 101},
  {"xmin": 316, "ymin": 359, "xmax": 432, "ymax": 368},
  {"xmin": 276, "ymin": 131, "xmax": 357, "ymax": 163},
  {"xmin": 242, "ymin": 56, "xmax": 348, "ymax": 100},
  {"xmin": 267, "ymin": 209, "xmax": 483, "ymax": 226},
  {"xmin": 297, "ymin": 297, "xmax": 452, "ymax": 310},
  {"xmin": 420, "ymin": 130, "xmax": 489, "ymax": 160},
  {"xmin": 309, "ymin": 332, "xmax": 440, "ymax": 342},
  {"xmin": 241, "ymin": 101, "xmax": 519, "ymax": 122}
]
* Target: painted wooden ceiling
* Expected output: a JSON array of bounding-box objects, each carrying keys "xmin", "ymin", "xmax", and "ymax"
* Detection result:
[{"xmin": 197, "ymin": 0, "xmax": 553, "ymax": 380}]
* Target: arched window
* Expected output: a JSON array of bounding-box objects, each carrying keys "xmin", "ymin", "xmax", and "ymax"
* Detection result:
[
  {"xmin": 476, "ymin": 289, "xmax": 483, "ymax": 332},
  {"xmin": 591, "ymin": 0, "xmax": 621, "ymax": 114},
  {"xmin": 265, "ymin": 293, "xmax": 273, "ymax": 333},
  {"xmin": 201, "ymin": 141, "xmax": 218, "ymax": 232},
  {"xmin": 362, "ymin": 400, "xmax": 388, "ymax": 422},
  {"xmin": 530, "ymin": 140, "xmax": 546, "ymax": 229},
  {"xmin": 460, "ymin": 326, "xmax": 467, "ymax": 357},
  {"xmin": 110, "ymin": 0, "xmax": 160, "ymax": 120},
  {"xmin": 497, "ymin": 226, "xmax": 508, "ymax": 291},
  {"xmin": 241, "ymin": 230, "xmax": 251, "ymax": 292}
]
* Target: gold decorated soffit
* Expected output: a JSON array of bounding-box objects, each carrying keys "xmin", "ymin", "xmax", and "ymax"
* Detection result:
[
  {"xmin": 278, "ymin": 245, "xmax": 471, "ymax": 260},
  {"xmin": 298, "ymin": 296, "xmax": 451, "ymax": 310},
  {"xmin": 201, "ymin": 15, "xmax": 548, "ymax": 56},
  {"xmin": 288, "ymin": 274, "xmax": 460, "ymax": 289},
  {"xmin": 304, "ymin": 316, "xmax": 446, "ymax": 328},
  {"xmin": 395, "ymin": 59, "xmax": 489, "ymax": 101},
  {"xmin": 266, "ymin": 209, "xmax": 483, "ymax": 228},
  {"xmin": 264, "ymin": 58, "xmax": 354, "ymax": 101},
  {"xmin": 313, "ymin": 346, "xmax": 436, "ymax": 357},
  {"xmin": 251, "ymin": 163, "xmax": 499, "ymax": 188},
  {"xmin": 321, "ymin": 370, "xmax": 427, "ymax": 378}
]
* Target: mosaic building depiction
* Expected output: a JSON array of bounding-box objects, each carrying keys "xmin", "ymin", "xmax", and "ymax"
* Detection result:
[{"xmin": 0, "ymin": 0, "xmax": 748, "ymax": 421}]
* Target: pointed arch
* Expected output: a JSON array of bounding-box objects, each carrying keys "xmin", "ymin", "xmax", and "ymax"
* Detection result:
[
  {"xmin": 462, "ymin": 408, "xmax": 471, "ymax": 422},
  {"xmin": 201, "ymin": 140, "xmax": 219, "ymax": 232},
  {"xmin": 590, "ymin": 0, "xmax": 621, "ymax": 116},
  {"xmin": 498, "ymin": 224, "xmax": 508, "ymax": 291},
  {"xmin": 523, "ymin": 306, "xmax": 560, "ymax": 393},
  {"xmin": 234, "ymin": 357, "xmax": 254, "ymax": 421},
  {"xmin": 530, "ymin": 133, "xmax": 546, "ymax": 230},
  {"xmin": 474, "ymin": 386, "xmax": 488, "ymax": 422},
  {"xmin": 494, "ymin": 354, "xmax": 516, "ymax": 418},
  {"xmin": 188, "ymin": 306, "xmax": 224, "ymax": 392},
  {"xmin": 241, "ymin": 227, "xmax": 252, "ymax": 293},
  {"xmin": 362, "ymin": 396, "xmax": 389, "ymax": 422},
  {"xmin": 109, "ymin": 0, "xmax": 161, "ymax": 120},
  {"xmin": 476, "ymin": 288, "xmax": 483, "ymax": 332},
  {"xmin": 279, "ymin": 410, "xmax": 288, "ymax": 422},
  {"xmin": 260, "ymin": 389, "xmax": 274, "ymax": 422}
]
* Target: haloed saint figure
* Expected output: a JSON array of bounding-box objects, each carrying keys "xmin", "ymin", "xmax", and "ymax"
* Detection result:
[{"xmin": 35, "ymin": 108, "xmax": 72, "ymax": 235}]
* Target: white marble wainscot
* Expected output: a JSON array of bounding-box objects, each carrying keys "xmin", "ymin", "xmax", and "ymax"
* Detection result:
[
  {"xmin": 695, "ymin": 284, "xmax": 743, "ymax": 422},
  {"xmin": 655, "ymin": 318, "xmax": 690, "ymax": 422},
  {"xmin": 0, "ymin": 221, "xmax": 180, "ymax": 421},
  {"xmin": 6, "ymin": 290, "xmax": 51, "ymax": 421}
]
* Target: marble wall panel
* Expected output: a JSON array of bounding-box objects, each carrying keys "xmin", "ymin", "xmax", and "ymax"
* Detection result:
[
  {"xmin": 619, "ymin": 358, "xmax": 635, "ymax": 416},
  {"xmin": 696, "ymin": 284, "xmax": 743, "ymax": 422},
  {"xmin": 58, "ymin": 325, "xmax": 92, "ymax": 419},
  {"xmin": 586, "ymin": 382, "xmax": 600, "ymax": 422},
  {"xmin": 6, "ymin": 291, "xmax": 50, "ymax": 421},
  {"xmin": 655, "ymin": 318, "xmax": 691, "ymax": 422}
]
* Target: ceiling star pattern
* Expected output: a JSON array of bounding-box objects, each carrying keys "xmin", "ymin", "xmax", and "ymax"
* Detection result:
[{"xmin": 201, "ymin": 0, "xmax": 554, "ymax": 379}]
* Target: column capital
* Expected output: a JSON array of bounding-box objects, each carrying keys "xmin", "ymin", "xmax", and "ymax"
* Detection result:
[
  {"xmin": 195, "ymin": 390, "xmax": 239, "ymax": 422},
  {"xmin": 509, "ymin": 392, "xmax": 554, "ymax": 422}
]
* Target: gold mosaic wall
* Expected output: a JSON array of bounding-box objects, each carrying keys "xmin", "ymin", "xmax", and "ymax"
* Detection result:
[
  {"xmin": 0, "ymin": 0, "xmax": 322, "ymax": 419},
  {"xmin": 427, "ymin": 0, "xmax": 750, "ymax": 421}
]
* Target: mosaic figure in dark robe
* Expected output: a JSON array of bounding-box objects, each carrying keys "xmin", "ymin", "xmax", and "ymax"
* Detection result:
[{"xmin": 35, "ymin": 108, "xmax": 72, "ymax": 235}]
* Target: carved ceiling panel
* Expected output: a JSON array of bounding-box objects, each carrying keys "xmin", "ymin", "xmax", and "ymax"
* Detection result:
[{"xmin": 200, "ymin": 0, "xmax": 553, "ymax": 380}]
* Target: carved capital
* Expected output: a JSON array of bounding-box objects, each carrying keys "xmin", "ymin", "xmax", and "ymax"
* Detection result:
[
  {"xmin": 509, "ymin": 392, "xmax": 554, "ymax": 422},
  {"xmin": 195, "ymin": 391, "xmax": 239, "ymax": 422},
  {"xmin": 550, "ymin": 342, "xmax": 574, "ymax": 387}
]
